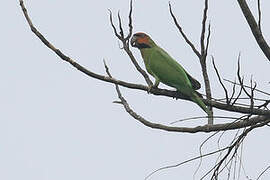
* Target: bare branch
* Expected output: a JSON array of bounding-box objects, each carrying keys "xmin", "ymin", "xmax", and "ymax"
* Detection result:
[
  {"xmin": 201, "ymin": 61, "xmax": 213, "ymax": 123},
  {"xmin": 200, "ymin": 0, "xmax": 209, "ymax": 56},
  {"xmin": 233, "ymin": 82, "xmax": 244, "ymax": 106},
  {"xmin": 257, "ymin": 165, "xmax": 270, "ymax": 180},
  {"xmin": 123, "ymin": 47, "xmax": 153, "ymax": 87},
  {"xmin": 212, "ymin": 56, "xmax": 229, "ymax": 104},
  {"xmin": 237, "ymin": 0, "xmax": 270, "ymax": 62},
  {"xmin": 210, "ymin": 122, "xmax": 268, "ymax": 179},
  {"xmin": 170, "ymin": 116, "xmax": 243, "ymax": 124},
  {"xmin": 168, "ymin": 2, "xmax": 201, "ymax": 58},
  {"xmin": 237, "ymin": 54, "xmax": 251, "ymax": 99},
  {"xmin": 205, "ymin": 23, "xmax": 211, "ymax": 56},
  {"xmin": 108, "ymin": 68, "xmax": 270, "ymax": 134},
  {"xmin": 258, "ymin": 100, "xmax": 270, "ymax": 109},
  {"xmin": 257, "ymin": 0, "xmax": 262, "ymax": 32},
  {"xmin": 124, "ymin": 0, "xmax": 133, "ymax": 41},
  {"xmin": 19, "ymin": 0, "xmax": 270, "ymax": 124},
  {"xmin": 145, "ymin": 146, "xmax": 229, "ymax": 180},
  {"xmin": 109, "ymin": 2, "xmax": 153, "ymax": 87},
  {"xmin": 109, "ymin": 10, "xmax": 122, "ymax": 40},
  {"xmin": 168, "ymin": 1, "xmax": 213, "ymax": 124},
  {"xmin": 224, "ymin": 79, "xmax": 270, "ymax": 97},
  {"xmin": 250, "ymin": 77, "xmax": 257, "ymax": 110},
  {"xmin": 117, "ymin": 11, "xmax": 124, "ymax": 38},
  {"xmin": 229, "ymin": 79, "xmax": 237, "ymax": 104},
  {"xmin": 199, "ymin": 0, "xmax": 213, "ymax": 124}
]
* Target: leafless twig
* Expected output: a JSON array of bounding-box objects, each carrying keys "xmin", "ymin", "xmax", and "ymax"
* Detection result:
[
  {"xmin": 257, "ymin": 0, "xmax": 262, "ymax": 32},
  {"xmin": 237, "ymin": 0, "xmax": 270, "ymax": 61},
  {"xmin": 168, "ymin": 2, "xmax": 201, "ymax": 58},
  {"xmin": 19, "ymin": 0, "xmax": 270, "ymax": 135},
  {"xmin": 169, "ymin": 0, "xmax": 213, "ymax": 124},
  {"xmin": 200, "ymin": 0, "xmax": 213, "ymax": 124},
  {"xmin": 224, "ymin": 79, "xmax": 270, "ymax": 97},
  {"xmin": 256, "ymin": 164, "xmax": 270, "ymax": 180},
  {"xmin": 212, "ymin": 56, "xmax": 229, "ymax": 104},
  {"xmin": 109, "ymin": 1, "xmax": 153, "ymax": 87},
  {"xmin": 145, "ymin": 146, "xmax": 229, "ymax": 180}
]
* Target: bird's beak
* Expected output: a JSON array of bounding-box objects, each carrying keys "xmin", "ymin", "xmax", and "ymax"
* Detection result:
[{"xmin": 130, "ymin": 35, "xmax": 137, "ymax": 47}]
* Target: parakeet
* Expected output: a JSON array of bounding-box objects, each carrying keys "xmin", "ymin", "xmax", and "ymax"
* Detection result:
[{"xmin": 131, "ymin": 32, "xmax": 209, "ymax": 115}]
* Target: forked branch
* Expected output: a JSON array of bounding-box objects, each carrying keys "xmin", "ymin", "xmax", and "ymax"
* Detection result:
[
  {"xmin": 169, "ymin": 0, "xmax": 213, "ymax": 124},
  {"xmin": 19, "ymin": 0, "xmax": 270, "ymax": 134}
]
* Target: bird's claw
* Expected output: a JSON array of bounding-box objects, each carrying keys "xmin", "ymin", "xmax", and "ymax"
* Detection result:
[
  {"xmin": 147, "ymin": 84, "xmax": 158, "ymax": 94},
  {"xmin": 147, "ymin": 85, "xmax": 153, "ymax": 94}
]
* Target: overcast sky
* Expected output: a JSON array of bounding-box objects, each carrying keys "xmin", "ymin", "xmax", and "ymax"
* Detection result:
[{"xmin": 2, "ymin": 0, "xmax": 270, "ymax": 179}]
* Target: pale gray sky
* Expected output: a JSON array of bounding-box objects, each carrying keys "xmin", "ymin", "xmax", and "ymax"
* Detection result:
[{"xmin": 1, "ymin": 0, "xmax": 270, "ymax": 179}]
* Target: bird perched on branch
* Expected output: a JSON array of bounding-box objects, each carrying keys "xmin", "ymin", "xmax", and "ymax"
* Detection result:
[{"xmin": 131, "ymin": 32, "xmax": 209, "ymax": 115}]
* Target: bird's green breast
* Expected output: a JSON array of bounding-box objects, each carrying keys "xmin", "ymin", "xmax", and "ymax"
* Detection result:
[
  {"xmin": 141, "ymin": 46, "xmax": 193, "ymax": 93},
  {"xmin": 140, "ymin": 48, "xmax": 154, "ymax": 75}
]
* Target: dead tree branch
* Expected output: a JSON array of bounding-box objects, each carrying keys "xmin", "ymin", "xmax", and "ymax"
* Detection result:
[
  {"xmin": 224, "ymin": 79, "xmax": 270, "ymax": 97},
  {"xmin": 210, "ymin": 121, "xmax": 269, "ymax": 179},
  {"xmin": 168, "ymin": 2, "xmax": 201, "ymax": 58},
  {"xmin": 237, "ymin": 0, "xmax": 270, "ymax": 62},
  {"xmin": 169, "ymin": 0, "xmax": 213, "ymax": 124},
  {"xmin": 257, "ymin": 0, "xmax": 262, "ymax": 32},
  {"xmin": 200, "ymin": 0, "xmax": 213, "ymax": 124},
  {"xmin": 212, "ymin": 56, "xmax": 230, "ymax": 104},
  {"xmin": 109, "ymin": 1, "xmax": 153, "ymax": 87},
  {"xmin": 19, "ymin": 0, "xmax": 270, "ymax": 135}
]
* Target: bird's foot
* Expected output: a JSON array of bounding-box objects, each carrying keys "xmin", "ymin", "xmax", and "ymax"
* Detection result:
[
  {"xmin": 147, "ymin": 85, "xmax": 153, "ymax": 94},
  {"xmin": 147, "ymin": 84, "xmax": 159, "ymax": 94}
]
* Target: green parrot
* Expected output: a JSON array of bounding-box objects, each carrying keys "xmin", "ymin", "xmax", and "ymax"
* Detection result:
[{"xmin": 131, "ymin": 32, "xmax": 209, "ymax": 115}]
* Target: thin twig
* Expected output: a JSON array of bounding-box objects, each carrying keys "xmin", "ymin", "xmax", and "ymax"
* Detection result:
[
  {"xmin": 210, "ymin": 127, "xmax": 249, "ymax": 179},
  {"xmin": 117, "ymin": 11, "xmax": 124, "ymax": 38},
  {"xmin": 229, "ymin": 79, "xmax": 236, "ymax": 104},
  {"xmin": 200, "ymin": 0, "xmax": 213, "ymax": 124},
  {"xmin": 237, "ymin": 54, "xmax": 251, "ymax": 99},
  {"xmin": 109, "ymin": 10, "xmax": 122, "ymax": 40},
  {"xmin": 249, "ymin": 77, "xmax": 257, "ymax": 110},
  {"xmin": 145, "ymin": 146, "xmax": 229, "ymax": 180},
  {"xmin": 224, "ymin": 79, "xmax": 270, "ymax": 97},
  {"xmin": 124, "ymin": 0, "xmax": 133, "ymax": 41},
  {"xmin": 170, "ymin": 116, "xmax": 243, "ymax": 124},
  {"xmin": 258, "ymin": 100, "xmax": 270, "ymax": 109},
  {"xmin": 200, "ymin": 0, "xmax": 209, "ymax": 57},
  {"xmin": 256, "ymin": 165, "xmax": 270, "ymax": 180},
  {"xmin": 109, "ymin": 1, "xmax": 153, "ymax": 87},
  {"xmin": 237, "ymin": 0, "xmax": 270, "ymax": 61},
  {"xmin": 232, "ymin": 78, "xmax": 244, "ymax": 106},
  {"xmin": 212, "ymin": 56, "xmax": 229, "ymax": 104},
  {"xmin": 205, "ymin": 23, "xmax": 211, "ymax": 56},
  {"xmin": 194, "ymin": 131, "xmax": 222, "ymax": 179},
  {"xmin": 168, "ymin": 2, "xmax": 201, "ymax": 58},
  {"xmin": 257, "ymin": 0, "xmax": 262, "ymax": 32}
]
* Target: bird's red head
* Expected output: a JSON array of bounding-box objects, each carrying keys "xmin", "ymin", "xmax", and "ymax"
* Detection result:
[{"xmin": 131, "ymin": 32, "xmax": 152, "ymax": 49}]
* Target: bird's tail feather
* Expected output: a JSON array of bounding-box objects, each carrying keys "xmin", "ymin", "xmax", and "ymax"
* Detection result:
[
  {"xmin": 195, "ymin": 91, "xmax": 203, "ymax": 98},
  {"xmin": 191, "ymin": 93, "xmax": 210, "ymax": 115}
]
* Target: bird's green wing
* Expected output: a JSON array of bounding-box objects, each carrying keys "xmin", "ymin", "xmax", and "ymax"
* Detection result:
[
  {"xmin": 185, "ymin": 72, "xmax": 201, "ymax": 90},
  {"xmin": 148, "ymin": 47, "xmax": 194, "ymax": 94},
  {"xmin": 145, "ymin": 46, "xmax": 208, "ymax": 114},
  {"xmin": 148, "ymin": 47, "xmax": 201, "ymax": 90}
]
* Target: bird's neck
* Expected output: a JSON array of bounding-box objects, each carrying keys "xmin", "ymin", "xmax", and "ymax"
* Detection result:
[{"xmin": 140, "ymin": 47, "xmax": 152, "ymax": 62}]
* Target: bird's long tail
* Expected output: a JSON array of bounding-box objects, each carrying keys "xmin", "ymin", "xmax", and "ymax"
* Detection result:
[{"xmin": 191, "ymin": 92, "xmax": 210, "ymax": 115}]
